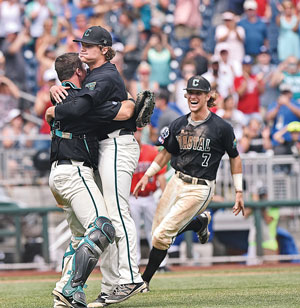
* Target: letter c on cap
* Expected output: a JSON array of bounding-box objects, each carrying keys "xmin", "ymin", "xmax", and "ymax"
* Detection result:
[{"xmin": 192, "ymin": 79, "xmax": 199, "ymax": 87}]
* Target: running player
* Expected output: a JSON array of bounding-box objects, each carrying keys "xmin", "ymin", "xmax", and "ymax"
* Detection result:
[{"xmin": 133, "ymin": 75, "xmax": 245, "ymax": 287}]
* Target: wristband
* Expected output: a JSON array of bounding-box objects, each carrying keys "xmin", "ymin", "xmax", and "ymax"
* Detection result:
[
  {"xmin": 128, "ymin": 98, "xmax": 135, "ymax": 104},
  {"xmin": 233, "ymin": 173, "xmax": 243, "ymax": 192},
  {"xmin": 145, "ymin": 161, "xmax": 161, "ymax": 177}
]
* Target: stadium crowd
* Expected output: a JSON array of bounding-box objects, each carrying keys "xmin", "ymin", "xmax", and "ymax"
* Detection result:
[{"xmin": 0, "ymin": 0, "xmax": 300, "ymax": 176}]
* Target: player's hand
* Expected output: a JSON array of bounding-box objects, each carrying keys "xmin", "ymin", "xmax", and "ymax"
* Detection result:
[
  {"xmin": 133, "ymin": 175, "xmax": 149, "ymax": 198},
  {"xmin": 50, "ymin": 85, "xmax": 69, "ymax": 103},
  {"xmin": 233, "ymin": 191, "xmax": 245, "ymax": 216},
  {"xmin": 45, "ymin": 106, "xmax": 55, "ymax": 124}
]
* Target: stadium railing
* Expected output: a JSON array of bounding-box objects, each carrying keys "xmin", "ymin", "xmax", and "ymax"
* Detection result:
[{"xmin": 0, "ymin": 200, "xmax": 299, "ymax": 269}]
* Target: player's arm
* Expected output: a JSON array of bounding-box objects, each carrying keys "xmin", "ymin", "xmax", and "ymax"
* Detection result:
[
  {"xmin": 113, "ymin": 92, "xmax": 135, "ymax": 121},
  {"xmin": 50, "ymin": 85, "xmax": 69, "ymax": 103},
  {"xmin": 133, "ymin": 148, "xmax": 171, "ymax": 198},
  {"xmin": 229, "ymin": 155, "xmax": 245, "ymax": 216}
]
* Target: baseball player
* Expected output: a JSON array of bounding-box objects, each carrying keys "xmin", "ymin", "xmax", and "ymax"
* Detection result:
[
  {"xmin": 133, "ymin": 75, "xmax": 245, "ymax": 287},
  {"xmin": 129, "ymin": 128, "xmax": 167, "ymax": 265},
  {"xmin": 49, "ymin": 26, "xmax": 147, "ymax": 307},
  {"xmin": 47, "ymin": 52, "xmax": 137, "ymax": 308}
]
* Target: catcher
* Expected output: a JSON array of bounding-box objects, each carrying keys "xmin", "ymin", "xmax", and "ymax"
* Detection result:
[{"xmin": 49, "ymin": 25, "xmax": 155, "ymax": 308}]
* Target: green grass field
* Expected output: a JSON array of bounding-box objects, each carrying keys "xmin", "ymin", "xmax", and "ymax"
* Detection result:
[{"xmin": 1, "ymin": 265, "xmax": 300, "ymax": 308}]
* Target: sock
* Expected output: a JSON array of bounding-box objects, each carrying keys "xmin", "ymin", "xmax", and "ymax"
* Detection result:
[
  {"xmin": 142, "ymin": 247, "xmax": 168, "ymax": 283},
  {"xmin": 177, "ymin": 217, "xmax": 203, "ymax": 236}
]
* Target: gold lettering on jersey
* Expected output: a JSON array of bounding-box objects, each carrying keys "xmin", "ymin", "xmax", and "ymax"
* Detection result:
[{"xmin": 176, "ymin": 135, "xmax": 211, "ymax": 151}]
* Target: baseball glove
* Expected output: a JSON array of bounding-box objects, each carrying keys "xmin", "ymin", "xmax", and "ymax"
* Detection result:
[{"xmin": 135, "ymin": 90, "xmax": 156, "ymax": 128}]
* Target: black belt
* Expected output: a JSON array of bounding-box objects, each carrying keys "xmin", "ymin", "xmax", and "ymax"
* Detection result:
[
  {"xmin": 100, "ymin": 129, "xmax": 134, "ymax": 141},
  {"xmin": 176, "ymin": 171, "xmax": 207, "ymax": 185},
  {"xmin": 119, "ymin": 129, "xmax": 134, "ymax": 136},
  {"xmin": 57, "ymin": 159, "xmax": 92, "ymax": 168}
]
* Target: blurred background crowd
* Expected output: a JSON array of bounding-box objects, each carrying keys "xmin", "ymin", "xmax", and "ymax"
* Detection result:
[
  {"xmin": 0, "ymin": 0, "xmax": 300, "ymax": 166},
  {"xmin": 1, "ymin": 0, "xmax": 300, "ymax": 266},
  {"xmin": 1, "ymin": 0, "xmax": 300, "ymax": 180}
]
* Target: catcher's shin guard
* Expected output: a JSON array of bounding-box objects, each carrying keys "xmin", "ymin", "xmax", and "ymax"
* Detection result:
[{"xmin": 62, "ymin": 217, "xmax": 115, "ymax": 301}]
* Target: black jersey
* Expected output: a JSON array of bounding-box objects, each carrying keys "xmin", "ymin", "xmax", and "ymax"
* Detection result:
[
  {"xmin": 55, "ymin": 62, "xmax": 136, "ymax": 140},
  {"xmin": 159, "ymin": 112, "xmax": 239, "ymax": 181},
  {"xmin": 50, "ymin": 81, "xmax": 121, "ymax": 168}
]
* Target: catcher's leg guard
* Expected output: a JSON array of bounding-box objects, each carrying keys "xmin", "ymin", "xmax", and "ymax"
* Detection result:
[{"xmin": 62, "ymin": 217, "xmax": 115, "ymax": 305}]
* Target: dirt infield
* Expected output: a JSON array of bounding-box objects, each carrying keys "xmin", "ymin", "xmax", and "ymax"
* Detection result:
[{"xmin": 1, "ymin": 262, "xmax": 299, "ymax": 279}]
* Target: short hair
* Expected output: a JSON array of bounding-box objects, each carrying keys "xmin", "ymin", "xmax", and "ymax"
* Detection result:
[{"xmin": 55, "ymin": 53, "xmax": 83, "ymax": 81}]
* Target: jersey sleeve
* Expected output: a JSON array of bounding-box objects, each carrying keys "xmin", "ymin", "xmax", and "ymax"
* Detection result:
[
  {"xmin": 158, "ymin": 121, "xmax": 180, "ymax": 155},
  {"xmin": 222, "ymin": 123, "xmax": 239, "ymax": 158},
  {"xmin": 55, "ymin": 95, "xmax": 93, "ymax": 120},
  {"xmin": 93, "ymin": 100, "xmax": 122, "ymax": 121},
  {"xmin": 77, "ymin": 78, "xmax": 109, "ymax": 103}
]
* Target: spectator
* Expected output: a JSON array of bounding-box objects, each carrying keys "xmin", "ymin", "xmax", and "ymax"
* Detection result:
[
  {"xmin": 1, "ymin": 108, "xmax": 37, "ymax": 177},
  {"xmin": 1, "ymin": 24, "xmax": 30, "ymax": 95},
  {"xmin": 0, "ymin": 0, "xmax": 23, "ymax": 49},
  {"xmin": 252, "ymin": 46, "xmax": 279, "ymax": 115},
  {"xmin": 239, "ymin": 118, "xmax": 272, "ymax": 153},
  {"xmin": 34, "ymin": 69, "xmax": 57, "ymax": 151},
  {"xmin": 184, "ymin": 35, "xmax": 209, "ymax": 76},
  {"xmin": 203, "ymin": 54, "xmax": 234, "ymax": 99},
  {"xmin": 276, "ymin": 0, "xmax": 300, "ymax": 62},
  {"xmin": 238, "ymin": 0, "xmax": 268, "ymax": 57},
  {"xmin": 142, "ymin": 32, "xmax": 175, "ymax": 89},
  {"xmin": 0, "ymin": 51, "xmax": 20, "ymax": 128},
  {"xmin": 35, "ymin": 18, "xmax": 59, "ymax": 55},
  {"xmin": 173, "ymin": 0, "xmax": 202, "ymax": 40},
  {"xmin": 60, "ymin": 0, "xmax": 94, "ymax": 29},
  {"xmin": 132, "ymin": 0, "xmax": 152, "ymax": 33},
  {"xmin": 174, "ymin": 59, "xmax": 197, "ymax": 115},
  {"xmin": 117, "ymin": 9, "xmax": 141, "ymax": 87},
  {"xmin": 202, "ymin": 55, "xmax": 220, "ymax": 92},
  {"xmin": 215, "ymin": 11, "xmax": 245, "ymax": 63},
  {"xmin": 245, "ymin": 187, "xmax": 280, "ymax": 265},
  {"xmin": 24, "ymin": 0, "xmax": 56, "ymax": 50},
  {"xmin": 129, "ymin": 127, "xmax": 167, "ymax": 265},
  {"xmin": 273, "ymin": 120, "xmax": 300, "ymax": 155},
  {"xmin": 234, "ymin": 55, "xmax": 265, "ymax": 123},
  {"xmin": 130, "ymin": 61, "xmax": 159, "ymax": 99},
  {"xmin": 149, "ymin": 88, "xmax": 181, "ymax": 144},
  {"xmin": 270, "ymin": 56, "xmax": 300, "ymax": 100},
  {"xmin": 216, "ymin": 95, "xmax": 247, "ymax": 141},
  {"xmin": 266, "ymin": 83, "xmax": 300, "ymax": 153}
]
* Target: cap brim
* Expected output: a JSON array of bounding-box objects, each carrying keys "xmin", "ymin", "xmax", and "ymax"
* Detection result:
[
  {"xmin": 184, "ymin": 87, "xmax": 210, "ymax": 92},
  {"xmin": 73, "ymin": 38, "xmax": 99, "ymax": 44}
]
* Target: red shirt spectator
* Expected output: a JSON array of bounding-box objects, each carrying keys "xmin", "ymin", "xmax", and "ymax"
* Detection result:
[
  {"xmin": 130, "ymin": 144, "xmax": 167, "ymax": 197},
  {"xmin": 234, "ymin": 55, "xmax": 264, "ymax": 115}
]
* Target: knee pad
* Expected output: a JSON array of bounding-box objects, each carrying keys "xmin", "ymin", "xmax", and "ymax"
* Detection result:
[{"xmin": 68, "ymin": 217, "xmax": 115, "ymax": 289}]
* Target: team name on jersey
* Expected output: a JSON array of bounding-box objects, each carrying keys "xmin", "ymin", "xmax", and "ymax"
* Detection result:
[{"xmin": 176, "ymin": 135, "xmax": 211, "ymax": 151}]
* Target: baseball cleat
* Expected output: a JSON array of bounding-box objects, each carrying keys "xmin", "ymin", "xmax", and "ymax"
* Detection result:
[
  {"xmin": 105, "ymin": 281, "xmax": 147, "ymax": 304},
  {"xmin": 87, "ymin": 292, "xmax": 109, "ymax": 307},
  {"xmin": 140, "ymin": 281, "xmax": 150, "ymax": 293},
  {"xmin": 196, "ymin": 211, "xmax": 211, "ymax": 244},
  {"xmin": 52, "ymin": 290, "xmax": 87, "ymax": 308}
]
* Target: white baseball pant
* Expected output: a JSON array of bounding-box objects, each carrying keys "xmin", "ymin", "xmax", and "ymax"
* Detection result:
[
  {"xmin": 98, "ymin": 133, "xmax": 143, "ymax": 294},
  {"xmin": 49, "ymin": 160, "xmax": 108, "ymax": 300}
]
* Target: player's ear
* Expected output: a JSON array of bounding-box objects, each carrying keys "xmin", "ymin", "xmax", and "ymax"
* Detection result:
[
  {"xmin": 206, "ymin": 93, "xmax": 211, "ymax": 102},
  {"xmin": 184, "ymin": 93, "xmax": 187, "ymax": 98}
]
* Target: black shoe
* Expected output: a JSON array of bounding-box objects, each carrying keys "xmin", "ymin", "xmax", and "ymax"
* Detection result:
[
  {"xmin": 52, "ymin": 290, "xmax": 87, "ymax": 308},
  {"xmin": 87, "ymin": 292, "xmax": 109, "ymax": 307},
  {"xmin": 157, "ymin": 266, "xmax": 172, "ymax": 273},
  {"xmin": 105, "ymin": 281, "xmax": 147, "ymax": 304},
  {"xmin": 196, "ymin": 211, "xmax": 211, "ymax": 244}
]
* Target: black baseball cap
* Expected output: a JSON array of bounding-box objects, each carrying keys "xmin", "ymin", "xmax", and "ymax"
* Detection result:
[
  {"xmin": 184, "ymin": 75, "xmax": 211, "ymax": 92},
  {"xmin": 73, "ymin": 26, "xmax": 112, "ymax": 46}
]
